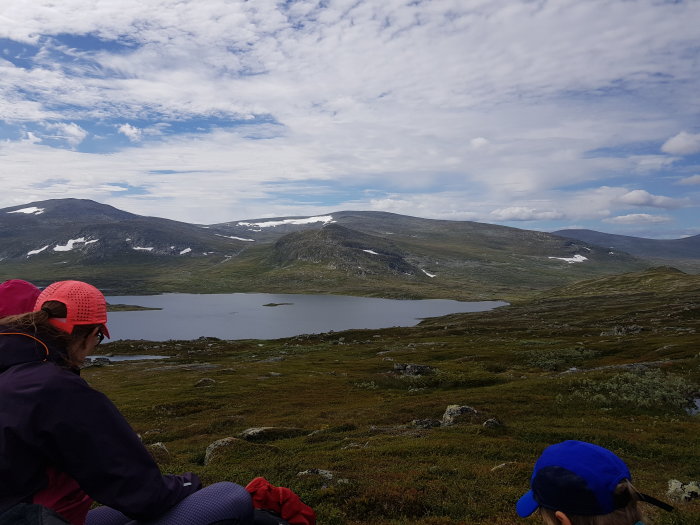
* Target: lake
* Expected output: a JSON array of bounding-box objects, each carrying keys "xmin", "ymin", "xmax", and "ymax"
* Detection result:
[{"xmin": 104, "ymin": 293, "xmax": 507, "ymax": 341}]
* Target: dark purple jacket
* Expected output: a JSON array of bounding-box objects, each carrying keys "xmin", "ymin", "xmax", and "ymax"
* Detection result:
[{"xmin": 0, "ymin": 327, "xmax": 201, "ymax": 520}]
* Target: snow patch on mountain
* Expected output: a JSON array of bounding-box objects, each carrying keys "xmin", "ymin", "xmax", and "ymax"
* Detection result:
[
  {"xmin": 363, "ymin": 249, "xmax": 379, "ymax": 255},
  {"xmin": 27, "ymin": 245, "xmax": 50, "ymax": 256},
  {"xmin": 422, "ymin": 269, "xmax": 437, "ymax": 278},
  {"xmin": 180, "ymin": 248, "xmax": 192, "ymax": 254},
  {"xmin": 8, "ymin": 207, "xmax": 45, "ymax": 215},
  {"xmin": 238, "ymin": 215, "xmax": 334, "ymax": 229},
  {"xmin": 548, "ymin": 254, "xmax": 588, "ymax": 264},
  {"xmin": 216, "ymin": 234, "xmax": 255, "ymax": 242},
  {"xmin": 54, "ymin": 238, "xmax": 98, "ymax": 252},
  {"xmin": 133, "ymin": 246, "xmax": 154, "ymax": 251}
]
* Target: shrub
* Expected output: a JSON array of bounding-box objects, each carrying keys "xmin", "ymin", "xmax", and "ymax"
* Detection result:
[
  {"xmin": 569, "ymin": 368, "xmax": 696, "ymax": 412},
  {"xmin": 524, "ymin": 347, "xmax": 597, "ymax": 371}
]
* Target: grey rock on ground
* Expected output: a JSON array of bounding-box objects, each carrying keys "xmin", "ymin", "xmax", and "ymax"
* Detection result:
[
  {"xmin": 147, "ymin": 442, "xmax": 171, "ymax": 463},
  {"xmin": 667, "ymin": 479, "xmax": 700, "ymax": 502},
  {"xmin": 239, "ymin": 427, "xmax": 308, "ymax": 442},
  {"xmin": 393, "ymin": 363, "xmax": 435, "ymax": 376},
  {"xmin": 441, "ymin": 405, "xmax": 478, "ymax": 426}
]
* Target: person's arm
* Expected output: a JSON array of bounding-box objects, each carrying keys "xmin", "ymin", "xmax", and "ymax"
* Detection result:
[{"xmin": 37, "ymin": 370, "xmax": 201, "ymax": 520}]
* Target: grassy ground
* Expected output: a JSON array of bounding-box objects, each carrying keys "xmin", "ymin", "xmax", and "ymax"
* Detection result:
[{"xmin": 85, "ymin": 268, "xmax": 700, "ymax": 524}]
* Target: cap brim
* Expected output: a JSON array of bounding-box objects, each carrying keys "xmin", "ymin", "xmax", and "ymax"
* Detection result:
[{"xmin": 516, "ymin": 490, "xmax": 539, "ymax": 518}]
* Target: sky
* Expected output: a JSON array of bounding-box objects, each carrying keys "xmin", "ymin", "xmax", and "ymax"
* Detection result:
[{"xmin": 1, "ymin": 0, "xmax": 699, "ymax": 239}]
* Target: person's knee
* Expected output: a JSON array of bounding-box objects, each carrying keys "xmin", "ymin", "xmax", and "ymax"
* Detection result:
[{"xmin": 206, "ymin": 482, "xmax": 254, "ymax": 519}]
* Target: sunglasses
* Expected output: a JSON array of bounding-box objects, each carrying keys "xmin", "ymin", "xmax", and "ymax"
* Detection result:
[{"xmin": 96, "ymin": 330, "xmax": 105, "ymax": 345}]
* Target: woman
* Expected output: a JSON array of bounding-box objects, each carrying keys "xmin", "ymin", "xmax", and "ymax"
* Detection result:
[
  {"xmin": 517, "ymin": 440, "xmax": 673, "ymax": 525},
  {"xmin": 0, "ymin": 280, "xmax": 253, "ymax": 525}
]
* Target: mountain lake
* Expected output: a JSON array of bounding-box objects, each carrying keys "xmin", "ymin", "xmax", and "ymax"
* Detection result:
[{"xmin": 104, "ymin": 293, "xmax": 507, "ymax": 342}]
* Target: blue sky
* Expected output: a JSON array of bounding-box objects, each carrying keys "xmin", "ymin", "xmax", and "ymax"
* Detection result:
[{"xmin": 1, "ymin": 0, "xmax": 699, "ymax": 238}]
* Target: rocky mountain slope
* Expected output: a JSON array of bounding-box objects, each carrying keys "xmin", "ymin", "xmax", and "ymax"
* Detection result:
[{"xmin": 0, "ymin": 199, "xmax": 681, "ymax": 299}]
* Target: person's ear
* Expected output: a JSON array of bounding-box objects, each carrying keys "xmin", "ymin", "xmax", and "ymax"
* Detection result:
[{"xmin": 554, "ymin": 511, "xmax": 572, "ymax": 525}]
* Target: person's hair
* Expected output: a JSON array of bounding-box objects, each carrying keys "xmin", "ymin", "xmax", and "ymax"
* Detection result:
[
  {"xmin": 1, "ymin": 300, "xmax": 100, "ymax": 368},
  {"xmin": 538, "ymin": 480, "xmax": 644, "ymax": 525}
]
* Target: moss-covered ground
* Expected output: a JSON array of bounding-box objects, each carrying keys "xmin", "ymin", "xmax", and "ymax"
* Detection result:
[{"xmin": 85, "ymin": 268, "xmax": 700, "ymax": 524}]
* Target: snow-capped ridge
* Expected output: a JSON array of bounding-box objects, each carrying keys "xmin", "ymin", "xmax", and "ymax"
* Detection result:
[{"xmin": 238, "ymin": 215, "xmax": 334, "ymax": 229}]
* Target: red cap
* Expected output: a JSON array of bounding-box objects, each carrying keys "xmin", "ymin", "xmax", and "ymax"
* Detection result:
[
  {"xmin": 34, "ymin": 281, "xmax": 110, "ymax": 338},
  {"xmin": 0, "ymin": 279, "xmax": 42, "ymax": 317}
]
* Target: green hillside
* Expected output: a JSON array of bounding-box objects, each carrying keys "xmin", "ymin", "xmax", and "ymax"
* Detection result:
[{"xmin": 87, "ymin": 267, "xmax": 700, "ymax": 524}]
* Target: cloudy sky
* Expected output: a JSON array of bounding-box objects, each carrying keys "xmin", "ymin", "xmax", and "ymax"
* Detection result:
[{"xmin": 1, "ymin": 0, "xmax": 699, "ymax": 238}]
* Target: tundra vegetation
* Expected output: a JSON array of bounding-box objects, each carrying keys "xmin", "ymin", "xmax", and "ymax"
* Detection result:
[{"xmin": 87, "ymin": 267, "xmax": 699, "ymax": 524}]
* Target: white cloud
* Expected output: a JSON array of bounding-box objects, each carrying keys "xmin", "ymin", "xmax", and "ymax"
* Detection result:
[
  {"xmin": 604, "ymin": 214, "xmax": 672, "ymax": 224},
  {"xmin": 0, "ymin": 0, "xmax": 697, "ymax": 237},
  {"xmin": 661, "ymin": 131, "xmax": 700, "ymax": 155},
  {"xmin": 489, "ymin": 207, "xmax": 565, "ymax": 221},
  {"xmin": 677, "ymin": 175, "xmax": 700, "ymax": 185},
  {"xmin": 45, "ymin": 122, "xmax": 88, "ymax": 147},
  {"xmin": 470, "ymin": 137, "xmax": 490, "ymax": 150},
  {"xmin": 617, "ymin": 189, "xmax": 688, "ymax": 209},
  {"xmin": 118, "ymin": 123, "xmax": 142, "ymax": 142}
]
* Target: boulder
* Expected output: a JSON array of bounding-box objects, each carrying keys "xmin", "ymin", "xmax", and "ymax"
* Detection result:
[
  {"xmin": 146, "ymin": 442, "xmax": 171, "ymax": 463},
  {"xmin": 667, "ymin": 479, "xmax": 700, "ymax": 502},
  {"xmin": 195, "ymin": 378, "xmax": 216, "ymax": 387},
  {"xmin": 204, "ymin": 437, "xmax": 280, "ymax": 465},
  {"xmin": 482, "ymin": 418, "xmax": 503, "ymax": 429},
  {"xmin": 441, "ymin": 405, "xmax": 478, "ymax": 426},
  {"xmin": 239, "ymin": 427, "xmax": 308, "ymax": 442}
]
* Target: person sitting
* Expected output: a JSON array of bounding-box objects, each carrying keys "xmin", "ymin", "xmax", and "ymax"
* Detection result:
[
  {"xmin": 517, "ymin": 440, "xmax": 673, "ymax": 525},
  {"xmin": 0, "ymin": 280, "xmax": 254, "ymax": 525}
]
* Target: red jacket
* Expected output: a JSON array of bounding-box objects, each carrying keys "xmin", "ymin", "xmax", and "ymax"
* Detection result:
[{"xmin": 245, "ymin": 477, "xmax": 316, "ymax": 525}]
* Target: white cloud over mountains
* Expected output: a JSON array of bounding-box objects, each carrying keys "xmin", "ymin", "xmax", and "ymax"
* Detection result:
[{"xmin": 0, "ymin": 0, "xmax": 699, "ymax": 238}]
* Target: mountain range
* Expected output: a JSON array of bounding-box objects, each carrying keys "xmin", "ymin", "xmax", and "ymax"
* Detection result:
[{"xmin": 1, "ymin": 198, "xmax": 697, "ymax": 299}]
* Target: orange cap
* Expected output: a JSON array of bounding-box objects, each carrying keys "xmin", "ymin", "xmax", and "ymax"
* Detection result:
[{"xmin": 34, "ymin": 280, "xmax": 110, "ymax": 338}]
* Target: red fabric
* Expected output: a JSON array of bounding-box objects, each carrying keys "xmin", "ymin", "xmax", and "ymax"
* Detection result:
[
  {"xmin": 0, "ymin": 279, "xmax": 41, "ymax": 317},
  {"xmin": 245, "ymin": 477, "xmax": 316, "ymax": 525},
  {"xmin": 33, "ymin": 467, "xmax": 93, "ymax": 525}
]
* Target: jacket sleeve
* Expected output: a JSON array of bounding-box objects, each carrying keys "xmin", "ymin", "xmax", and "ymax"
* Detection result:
[{"xmin": 36, "ymin": 369, "xmax": 201, "ymax": 520}]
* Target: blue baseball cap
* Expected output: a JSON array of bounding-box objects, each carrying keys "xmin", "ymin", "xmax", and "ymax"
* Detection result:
[{"xmin": 517, "ymin": 440, "xmax": 673, "ymax": 518}]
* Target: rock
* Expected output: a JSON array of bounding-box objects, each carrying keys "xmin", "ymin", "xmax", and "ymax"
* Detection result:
[
  {"xmin": 482, "ymin": 418, "xmax": 503, "ymax": 429},
  {"xmin": 147, "ymin": 442, "xmax": 171, "ymax": 463},
  {"xmin": 205, "ymin": 437, "xmax": 238, "ymax": 465},
  {"xmin": 441, "ymin": 405, "xmax": 478, "ymax": 426},
  {"xmin": 204, "ymin": 437, "xmax": 280, "ymax": 465},
  {"xmin": 411, "ymin": 419, "xmax": 442, "ymax": 429},
  {"xmin": 195, "ymin": 378, "xmax": 216, "ymax": 387},
  {"xmin": 667, "ymin": 479, "xmax": 700, "ymax": 502},
  {"xmin": 393, "ymin": 363, "xmax": 435, "ymax": 376},
  {"xmin": 600, "ymin": 325, "xmax": 644, "ymax": 336},
  {"xmin": 297, "ymin": 468, "xmax": 334, "ymax": 480},
  {"xmin": 239, "ymin": 427, "xmax": 307, "ymax": 442}
]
